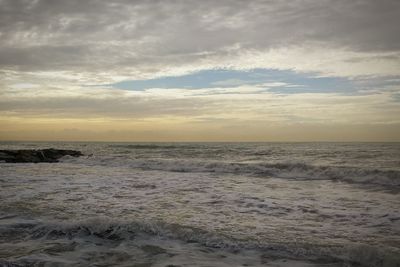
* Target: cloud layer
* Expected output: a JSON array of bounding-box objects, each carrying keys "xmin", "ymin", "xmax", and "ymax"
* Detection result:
[
  {"xmin": 0, "ymin": 0, "xmax": 400, "ymax": 141},
  {"xmin": 1, "ymin": 0, "xmax": 400, "ymax": 78}
]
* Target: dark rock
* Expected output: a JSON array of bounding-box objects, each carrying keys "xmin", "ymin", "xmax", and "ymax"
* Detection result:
[{"xmin": 0, "ymin": 148, "xmax": 83, "ymax": 163}]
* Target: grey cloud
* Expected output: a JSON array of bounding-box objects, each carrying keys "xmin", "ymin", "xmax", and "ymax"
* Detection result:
[
  {"xmin": 0, "ymin": 45, "xmax": 90, "ymax": 69},
  {"xmin": 0, "ymin": 0, "xmax": 399, "ymax": 72}
]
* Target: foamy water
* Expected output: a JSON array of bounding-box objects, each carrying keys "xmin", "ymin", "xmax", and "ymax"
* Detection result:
[{"xmin": 0, "ymin": 142, "xmax": 399, "ymax": 266}]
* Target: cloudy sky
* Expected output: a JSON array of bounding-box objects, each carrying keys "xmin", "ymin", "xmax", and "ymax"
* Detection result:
[{"xmin": 1, "ymin": 0, "xmax": 400, "ymax": 141}]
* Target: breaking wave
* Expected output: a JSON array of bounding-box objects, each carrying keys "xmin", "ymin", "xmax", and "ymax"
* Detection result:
[
  {"xmin": 108, "ymin": 144, "xmax": 200, "ymax": 150},
  {"xmin": 2, "ymin": 218, "xmax": 399, "ymax": 267},
  {"xmin": 74, "ymin": 156, "xmax": 400, "ymax": 187}
]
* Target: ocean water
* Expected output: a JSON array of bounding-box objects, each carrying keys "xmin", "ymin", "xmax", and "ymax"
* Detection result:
[{"xmin": 0, "ymin": 142, "xmax": 399, "ymax": 267}]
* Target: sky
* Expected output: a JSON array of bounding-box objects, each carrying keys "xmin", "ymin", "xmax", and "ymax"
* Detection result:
[{"xmin": 0, "ymin": 0, "xmax": 400, "ymax": 142}]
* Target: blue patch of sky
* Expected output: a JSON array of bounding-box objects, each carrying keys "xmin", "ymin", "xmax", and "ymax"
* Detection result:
[{"xmin": 109, "ymin": 68, "xmax": 370, "ymax": 94}]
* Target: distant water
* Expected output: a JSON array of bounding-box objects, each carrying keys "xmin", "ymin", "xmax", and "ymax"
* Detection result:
[{"xmin": 0, "ymin": 142, "xmax": 399, "ymax": 267}]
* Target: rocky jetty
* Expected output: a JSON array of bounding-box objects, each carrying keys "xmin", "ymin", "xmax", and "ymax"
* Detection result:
[{"xmin": 0, "ymin": 148, "xmax": 83, "ymax": 163}]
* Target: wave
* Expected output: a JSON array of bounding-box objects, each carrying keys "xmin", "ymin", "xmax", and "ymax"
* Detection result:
[
  {"xmin": 2, "ymin": 217, "xmax": 399, "ymax": 267},
  {"xmin": 85, "ymin": 157, "xmax": 400, "ymax": 187},
  {"xmin": 108, "ymin": 144, "xmax": 200, "ymax": 150}
]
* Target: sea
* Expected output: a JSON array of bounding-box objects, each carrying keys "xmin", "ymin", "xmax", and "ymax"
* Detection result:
[{"xmin": 0, "ymin": 142, "xmax": 399, "ymax": 267}]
